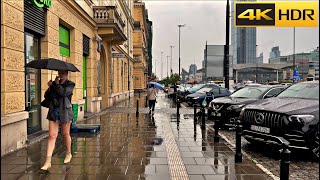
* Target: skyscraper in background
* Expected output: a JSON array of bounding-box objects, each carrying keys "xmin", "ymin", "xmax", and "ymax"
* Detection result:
[
  {"xmin": 269, "ymin": 46, "xmax": 281, "ymax": 59},
  {"xmin": 231, "ymin": 0, "xmax": 257, "ymax": 64},
  {"xmin": 257, "ymin": 53, "xmax": 263, "ymax": 64},
  {"xmin": 189, "ymin": 64, "xmax": 197, "ymax": 76}
]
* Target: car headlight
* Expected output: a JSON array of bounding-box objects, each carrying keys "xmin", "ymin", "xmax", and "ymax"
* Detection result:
[
  {"xmin": 239, "ymin": 108, "xmax": 246, "ymax": 118},
  {"xmin": 227, "ymin": 104, "xmax": 245, "ymax": 110},
  {"xmin": 288, "ymin": 115, "xmax": 315, "ymax": 123},
  {"xmin": 193, "ymin": 97, "xmax": 199, "ymax": 100}
]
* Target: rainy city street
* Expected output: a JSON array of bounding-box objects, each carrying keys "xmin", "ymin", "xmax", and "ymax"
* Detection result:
[{"xmin": 1, "ymin": 93, "xmax": 274, "ymax": 180}]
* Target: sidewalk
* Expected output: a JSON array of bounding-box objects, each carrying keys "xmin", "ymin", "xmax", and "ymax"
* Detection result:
[{"xmin": 1, "ymin": 93, "xmax": 272, "ymax": 180}]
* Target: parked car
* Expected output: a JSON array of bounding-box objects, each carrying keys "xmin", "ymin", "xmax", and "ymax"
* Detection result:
[
  {"xmin": 167, "ymin": 85, "xmax": 187, "ymax": 98},
  {"xmin": 208, "ymin": 85, "xmax": 287, "ymax": 128},
  {"xmin": 185, "ymin": 85, "xmax": 231, "ymax": 106},
  {"xmin": 240, "ymin": 81, "xmax": 319, "ymax": 158}
]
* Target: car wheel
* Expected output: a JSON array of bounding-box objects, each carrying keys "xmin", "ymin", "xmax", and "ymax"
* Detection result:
[{"xmin": 311, "ymin": 125, "xmax": 319, "ymax": 159}]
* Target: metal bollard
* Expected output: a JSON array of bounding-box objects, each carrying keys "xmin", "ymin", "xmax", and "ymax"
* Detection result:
[
  {"xmin": 235, "ymin": 120, "xmax": 242, "ymax": 163},
  {"xmin": 280, "ymin": 142, "xmax": 291, "ymax": 180},
  {"xmin": 214, "ymin": 118, "xmax": 220, "ymax": 142},
  {"xmin": 194, "ymin": 104, "xmax": 197, "ymax": 129},
  {"xmin": 201, "ymin": 107, "xmax": 206, "ymax": 130},
  {"xmin": 136, "ymin": 100, "xmax": 139, "ymax": 118},
  {"xmin": 145, "ymin": 96, "xmax": 148, "ymax": 108},
  {"xmin": 177, "ymin": 98, "xmax": 180, "ymax": 121}
]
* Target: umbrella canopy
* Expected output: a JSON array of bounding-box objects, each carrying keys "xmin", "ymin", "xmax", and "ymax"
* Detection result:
[
  {"xmin": 148, "ymin": 82, "xmax": 165, "ymax": 90},
  {"xmin": 25, "ymin": 58, "xmax": 80, "ymax": 72}
]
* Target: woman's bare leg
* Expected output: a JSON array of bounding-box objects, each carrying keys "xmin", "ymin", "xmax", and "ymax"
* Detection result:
[
  {"xmin": 61, "ymin": 122, "xmax": 72, "ymax": 163},
  {"xmin": 41, "ymin": 121, "xmax": 59, "ymax": 170}
]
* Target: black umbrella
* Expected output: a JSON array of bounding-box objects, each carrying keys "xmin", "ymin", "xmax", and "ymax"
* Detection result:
[{"xmin": 25, "ymin": 58, "xmax": 80, "ymax": 72}]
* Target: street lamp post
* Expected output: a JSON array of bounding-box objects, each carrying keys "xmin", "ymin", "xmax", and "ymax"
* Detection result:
[
  {"xmin": 170, "ymin": 46, "xmax": 175, "ymax": 76},
  {"xmin": 178, "ymin": 24, "xmax": 186, "ymax": 80},
  {"xmin": 154, "ymin": 59, "xmax": 157, "ymax": 79},
  {"xmin": 167, "ymin": 56, "xmax": 170, "ymax": 78},
  {"xmin": 161, "ymin": 52, "xmax": 163, "ymax": 80},
  {"xmin": 224, "ymin": 0, "xmax": 230, "ymax": 89},
  {"xmin": 256, "ymin": 45, "xmax": 258, "ymax": 83},
  {"xmin": 293, "ymin": 27, "xmax": 296, "ymax": 83}
]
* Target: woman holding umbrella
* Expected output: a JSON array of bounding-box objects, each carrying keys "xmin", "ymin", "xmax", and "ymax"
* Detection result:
[
  {"xmin": 41, "ymin": 70, "xmax": 75, "ymax": 170},
  {"xmin": 25, "ymin": 58, "xmax": 79, "ymax": 171}
]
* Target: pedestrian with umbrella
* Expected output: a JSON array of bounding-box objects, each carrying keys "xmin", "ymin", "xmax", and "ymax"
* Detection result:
[
  {"xmin": 147, "ymin": 84, "xmax": 158, "ymax": 115},
  {"xmin": 25, "ymin": 58, "xmax": 79, "ymax": 170}
]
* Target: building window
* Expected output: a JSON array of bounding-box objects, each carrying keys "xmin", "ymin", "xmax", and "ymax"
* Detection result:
[{"xmin": 59, "ymin": 25, "xmax": 70, "ymax": 61}]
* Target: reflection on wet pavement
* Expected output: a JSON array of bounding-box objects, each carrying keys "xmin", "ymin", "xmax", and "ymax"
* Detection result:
[{"xmin": 1, "ymin": 94, "xmax": 272, "ymax": 180}]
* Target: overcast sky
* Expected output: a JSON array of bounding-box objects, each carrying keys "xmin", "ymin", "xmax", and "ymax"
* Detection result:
[{"xmin": 143, "ymin": 0, "xmax": 319, "ymax": 79}]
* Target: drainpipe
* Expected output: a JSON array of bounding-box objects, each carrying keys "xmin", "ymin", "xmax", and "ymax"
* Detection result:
[{"xmin": 127, "ymin": 8, "xmax": 131, "ymax": 100}]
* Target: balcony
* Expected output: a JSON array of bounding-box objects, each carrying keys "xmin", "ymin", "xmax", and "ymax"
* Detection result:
[{"xmin": 93, "ymin": 6, "xmax": 127, "ymax": 43}]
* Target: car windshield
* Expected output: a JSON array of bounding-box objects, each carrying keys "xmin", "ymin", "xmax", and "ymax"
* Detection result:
[
  {"xmin": 197, "ymin": 88, "xmax": 212, "ymax": 93},
  {"xmin": 189, "ymin": 84, "xmax": 205, "ymax": 91},
  {"xmin": 277, "ymin": 83, "xmax": 319, "ymax": 100},
  {"xmin": 230, "ymin": 86, "xmax": 269, "ymax": 98}
]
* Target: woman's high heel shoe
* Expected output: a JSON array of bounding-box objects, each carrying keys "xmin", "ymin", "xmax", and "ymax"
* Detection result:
[
  {"xmin": 64, "ymin": 153, "xmax": 72, "ymax": 164},
  {"xmin": 41, "ymin": 157, "xmax": 52, "ymax": 171}
]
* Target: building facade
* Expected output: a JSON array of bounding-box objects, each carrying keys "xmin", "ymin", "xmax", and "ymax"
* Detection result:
[
  {"xmin": 268, "ymin": 47, "xmax": 319, "ymax": 80},
  {"xmin": 1, "ymin": 0, "xmax": 135, "ymax": 156},
  {"xmin": 231, "ymin": 0, "xmax": 257, "ymax": 64},
  {"xmin": 204, "ymin": 45, "xmax": 233, "ymax": 81},
  {"xmin": 132, "ymin": 0, "xmax": 152, "ymax": 91}
]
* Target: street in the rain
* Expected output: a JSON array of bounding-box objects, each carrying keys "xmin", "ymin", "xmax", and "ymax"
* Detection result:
[
  {"xmin": 1, "ymin": 0, "xmax": 319, "ymax": 180},
  {"xmin": 1, "ymin": 93, "xmax": 318, "ymax": 179}
]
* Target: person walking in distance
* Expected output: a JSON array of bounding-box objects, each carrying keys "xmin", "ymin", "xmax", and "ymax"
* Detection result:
[
  {"xmin": 41, "ymin": 70, "xmax": 75, "ymax": 170},
  {"xmin": 147, "ymin": 84, "xmax": 158, "ymax": 115}
]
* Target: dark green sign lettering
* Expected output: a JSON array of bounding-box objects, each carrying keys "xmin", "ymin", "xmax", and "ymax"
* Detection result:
[{"xmin": 33, "ymin": 0, "xmax": 52, "ymax": 9}]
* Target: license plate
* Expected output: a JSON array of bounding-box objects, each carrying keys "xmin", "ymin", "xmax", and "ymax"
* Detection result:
[{"xmin": 251, "ymin": 125, "xmax": 270, "ymax": 134}]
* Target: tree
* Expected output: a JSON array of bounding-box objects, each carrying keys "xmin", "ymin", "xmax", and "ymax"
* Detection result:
[{"xmin": 159, "ymin": 73, "xmax": 181, "ymax": 86}]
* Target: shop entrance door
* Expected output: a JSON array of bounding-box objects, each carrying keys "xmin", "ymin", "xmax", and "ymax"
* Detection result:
[{"xmin": 25, "ymin": 33, "xmax": 41, "ymax": 135}]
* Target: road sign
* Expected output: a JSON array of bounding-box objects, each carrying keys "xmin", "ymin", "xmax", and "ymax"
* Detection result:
[
  {"xmin": 112, "ymin": 53, "xmax": 125, "ymax": 58},
  {"xmin": 293, "ymin": 70, "xmax": 299, "ymax": 77}
]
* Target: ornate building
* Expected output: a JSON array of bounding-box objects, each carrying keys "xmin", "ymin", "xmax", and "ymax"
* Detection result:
[
  {"xmin": 1, "ymin": 0, "xmax": 136, "ymax": 156},
  {"xmin": 132, "ymin": 0, "xmax": 153, "ymax": 91}
]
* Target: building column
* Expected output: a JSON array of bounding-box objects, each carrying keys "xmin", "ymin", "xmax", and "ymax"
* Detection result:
[
  {"xmin": 86, "ymin": 37, "xmax": 102, "ymax": 113},
  {"xmin": 1, "ymin": 0, "xmax": 28, "ymax": 156}
]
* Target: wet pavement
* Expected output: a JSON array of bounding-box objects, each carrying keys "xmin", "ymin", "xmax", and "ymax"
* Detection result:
[{"xmin": 1, "ymin": 93, "xmax": 272, "ymax": 180}]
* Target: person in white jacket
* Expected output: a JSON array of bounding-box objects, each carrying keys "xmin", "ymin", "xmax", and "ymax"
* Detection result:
[{"xmin": 147, "ymin": 84, "xmax": 158, "ymax": 115}]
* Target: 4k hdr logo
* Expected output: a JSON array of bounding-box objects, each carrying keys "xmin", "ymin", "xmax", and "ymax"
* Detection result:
[{"xmin": 235, "ymin": 2, "xmax": 318, "ymax": 27}]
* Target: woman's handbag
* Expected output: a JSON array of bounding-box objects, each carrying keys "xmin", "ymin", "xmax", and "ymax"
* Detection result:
[
  {"xmin": 41, "ymin": 88, "xmax": 52, "ymax": 108},
  {"xmin": 41, "ymin": 98, "xmax": 50, "ymax": 108}
]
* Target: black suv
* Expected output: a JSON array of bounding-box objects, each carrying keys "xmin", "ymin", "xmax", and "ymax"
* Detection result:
[
  {"xmin": 208, "ymin": 85, "xmax": 287, "ymax": 128},
  {"xmin": 240, "ymin": 81, "xmax": 319, "ymax": 158}
]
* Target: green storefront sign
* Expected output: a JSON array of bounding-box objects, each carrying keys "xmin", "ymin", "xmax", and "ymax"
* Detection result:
[{"xmin": 33, "ymin": 0, "xmax": 52, "ymax": 8}]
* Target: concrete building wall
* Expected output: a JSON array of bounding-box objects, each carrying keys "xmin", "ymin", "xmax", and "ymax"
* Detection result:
[{"xmin": 1, "ymin": 0, "xmax": 27, "ymax": 156}]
